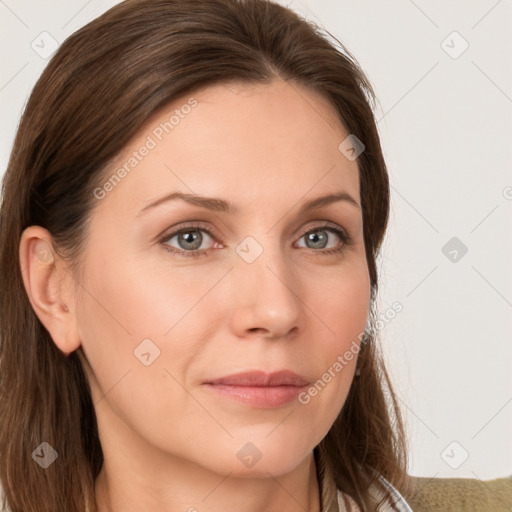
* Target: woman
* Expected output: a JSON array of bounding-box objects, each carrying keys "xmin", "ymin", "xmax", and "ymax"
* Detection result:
[{"xmin": 0, "ymin": 0, "xmax": 414, "ymax": 510}]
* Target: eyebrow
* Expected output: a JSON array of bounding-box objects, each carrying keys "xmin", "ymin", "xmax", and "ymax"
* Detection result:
[{"xmin": 136, "ymin": 190, "xmax": 360, "ymax": 218}]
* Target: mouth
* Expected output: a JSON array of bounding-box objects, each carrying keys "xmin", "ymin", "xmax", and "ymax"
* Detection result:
[{"xmin": 202, "ymin": 370, "xmax": 310, "ymax": 408}]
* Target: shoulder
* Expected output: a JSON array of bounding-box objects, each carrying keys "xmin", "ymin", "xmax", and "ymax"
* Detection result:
[{"xmin": 406, "ymin": 474, "xmax": 512, "ymax": 512}]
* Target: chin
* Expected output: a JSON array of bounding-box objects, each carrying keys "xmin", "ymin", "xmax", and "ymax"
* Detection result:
[
  {"xmin": 200, "ymin": 432, "xmax": 317, "ymax": 478},
  {"xmin": 226, "ymin": 451, "xmax": 309, "ymax": 479}
]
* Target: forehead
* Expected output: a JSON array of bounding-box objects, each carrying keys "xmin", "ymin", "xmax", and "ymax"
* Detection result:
[{"xmin": 95, "ymin": 79, "xmax": 360, "ymax": 217}]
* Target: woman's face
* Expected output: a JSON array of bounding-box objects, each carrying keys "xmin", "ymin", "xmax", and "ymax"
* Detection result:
[{"xmin": 74, "ymin": 79, "xmax": 371, "ymax": 477}]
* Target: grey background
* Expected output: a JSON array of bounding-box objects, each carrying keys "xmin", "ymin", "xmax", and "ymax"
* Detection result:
[{"xmin": 1, "ymin": 0, "xmax": 511, "ymax": 479}]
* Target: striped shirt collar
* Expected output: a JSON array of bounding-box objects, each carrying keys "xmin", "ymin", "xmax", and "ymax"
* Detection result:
[
  {"xmin": 335, "ymin": 474, "xmax": 413, "ymax": 512},
  {"xmin": 316, "ymin": 447, "xmax": 413, "ymax": 512}
]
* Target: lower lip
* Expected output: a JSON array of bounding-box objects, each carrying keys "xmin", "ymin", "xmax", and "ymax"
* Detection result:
[{"xmin": 202, "ymin": 384, "xmax": 308, "ymax": 408}]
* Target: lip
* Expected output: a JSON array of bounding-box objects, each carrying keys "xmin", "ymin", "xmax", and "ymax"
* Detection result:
[{"xmin": 202, "ymin": 370, "xmax": 310, "ymax": 408}]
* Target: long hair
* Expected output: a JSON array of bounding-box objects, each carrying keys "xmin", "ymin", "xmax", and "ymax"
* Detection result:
[{"xmin": 0, "ymin": 1, "xmax": 411, "ymax": 510}]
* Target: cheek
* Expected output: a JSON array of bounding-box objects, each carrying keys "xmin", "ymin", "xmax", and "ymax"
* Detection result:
[
  {"xmin": 76, "ymin": 255, "xmax": 219, "ymax": 453},
  {"xmin": 76, "ymin": 250, "xmax": 217, "ymax": 406},
  {"xmin": 296, "ymin": 261, "xmax": 370, "ymax": 422},
  {"xmin": 311, "ymin": 259, "xmax": 371, "ymax": 348}
]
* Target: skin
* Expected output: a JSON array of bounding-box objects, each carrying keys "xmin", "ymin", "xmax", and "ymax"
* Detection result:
[{"xmin": 19, "ymin": 78, "xmax": 371, "ymax": 512}]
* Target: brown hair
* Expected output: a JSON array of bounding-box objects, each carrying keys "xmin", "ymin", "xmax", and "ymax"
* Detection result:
[{"xmin": 0, "ymin": 0, "xmax": 411, "ymax": 510}]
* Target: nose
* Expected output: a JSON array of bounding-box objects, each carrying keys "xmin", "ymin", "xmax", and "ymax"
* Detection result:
[{"xmin": 229, "ymin": 245, "xmax": 304, "ymax": 341}]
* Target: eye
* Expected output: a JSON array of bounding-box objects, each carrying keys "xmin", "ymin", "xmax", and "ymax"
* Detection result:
[
  {"xmin": 295, "ymin": 224, "xmax": 351, "ymax": 255},
  {"xmin": 160, "ymin": 223, "xmax": 220, "ymax": 258},
  {"xmin": 159, "ymin": 222, "xmax": 352, "ymax": 258}
]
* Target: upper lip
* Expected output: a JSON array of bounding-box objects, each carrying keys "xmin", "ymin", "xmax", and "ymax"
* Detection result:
[{"xmin": 204, "ymin": 370, "xmax": 309, "ymax": 387}]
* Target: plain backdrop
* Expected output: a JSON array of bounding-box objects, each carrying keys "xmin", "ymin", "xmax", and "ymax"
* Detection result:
[{"xmin": 1, "ymin": 0, "xmax": 511, "ymax": 480}]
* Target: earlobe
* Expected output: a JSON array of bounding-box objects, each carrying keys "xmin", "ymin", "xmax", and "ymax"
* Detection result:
[{"xmin": 19, "ymin": 226, "xmax": 81, "ymax": 356}]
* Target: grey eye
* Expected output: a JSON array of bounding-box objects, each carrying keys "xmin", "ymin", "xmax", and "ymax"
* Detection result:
[{"xmin": 164, "ymin": 229, "xmax": 215, "ymax": 252}]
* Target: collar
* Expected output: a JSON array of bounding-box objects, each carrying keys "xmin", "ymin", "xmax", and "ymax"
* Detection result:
[{"xmin": 314, "ymin": 446, "xmax": 413, "ymax": 512}]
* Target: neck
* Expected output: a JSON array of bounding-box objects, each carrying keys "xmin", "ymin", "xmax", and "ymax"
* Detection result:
[{"xmin": 94, "ymin": 451, "xmax": 321, "ymax": 512}]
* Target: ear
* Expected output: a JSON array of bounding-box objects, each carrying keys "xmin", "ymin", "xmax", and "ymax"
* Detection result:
[{"xmin": 19, "ymin": 226, "xmax": 81, "ymax": 356}]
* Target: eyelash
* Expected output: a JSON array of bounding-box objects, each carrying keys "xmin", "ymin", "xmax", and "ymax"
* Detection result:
[{"xmin": 159, "ymin": 222, "xmax": 352, "ymax": 258}]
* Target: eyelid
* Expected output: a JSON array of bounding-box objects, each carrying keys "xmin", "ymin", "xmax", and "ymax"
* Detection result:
[
  {"xmin": 158, "ymin": 221, "xmax": 219, "ymax": 243},
  {"xmin": 295, "ymin": 220, "xmax": 350, "ymax": 241}
]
